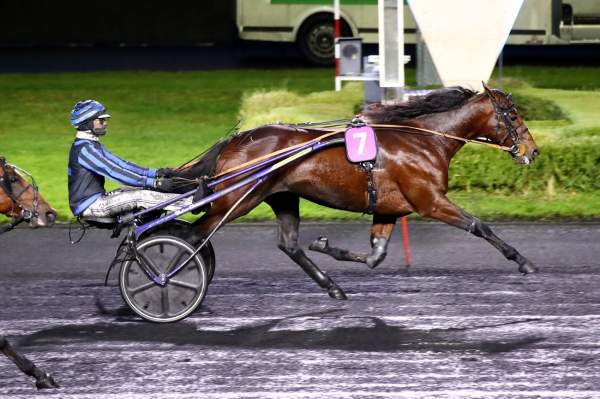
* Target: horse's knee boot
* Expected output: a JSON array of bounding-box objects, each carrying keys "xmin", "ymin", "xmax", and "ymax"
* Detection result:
[{"xmin": 366, "ymin": 237, "xmax": 388, "ymax": 269}]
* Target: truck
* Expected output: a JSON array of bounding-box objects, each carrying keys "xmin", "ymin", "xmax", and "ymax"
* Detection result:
[{"xmin": 236, "ymin": 0, "xmax": 600, "ymax": 65}]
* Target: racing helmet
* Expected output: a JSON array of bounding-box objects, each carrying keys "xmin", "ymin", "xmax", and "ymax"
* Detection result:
[{"xmin": 70, "ymin": 100, "xmax": 111, "ymax": 134}]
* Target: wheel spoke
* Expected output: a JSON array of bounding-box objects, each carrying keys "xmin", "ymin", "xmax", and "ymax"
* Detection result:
[
  {"xmin": 165, "ymin": 248, "xmax": 186, "ymax": 273},
  {"xmin": 161, "ymin": 286, "xmax": 170, "ymax": 317},
  {"xmin": 170, "ymin": 279, "xmax": 200, "ymax": 292},
  {"xmin": 129, "ymin": 281, "xmax": 156, "ymax": 295},
  {"xmin": 137, "ymin": 250, "xmax": 162, "ymax": 276}
]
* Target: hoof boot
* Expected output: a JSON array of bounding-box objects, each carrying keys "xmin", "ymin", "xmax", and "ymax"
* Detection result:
[
  {"xmin": 519, "ymin": 261, "xmax": 539, "ymax": 275},
  {"xmin": 309, "ymin": 236, "xmax": 328, "ymax": 252},
  {"xmin": 327, "ymin": 283, "xmax": 347, "ymax": 300},
  {"xmin": 366, "ymin": 256, "xmax": 378, "ymax": 269},
  {"xmin": 36, "ymin": 373, "xmax": 59, "ymax": 389}
]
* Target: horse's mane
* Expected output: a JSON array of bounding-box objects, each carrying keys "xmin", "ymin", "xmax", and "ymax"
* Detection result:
[{"xmin": 361, "ymin": 87, "xmax": 478, "ymax": 124}]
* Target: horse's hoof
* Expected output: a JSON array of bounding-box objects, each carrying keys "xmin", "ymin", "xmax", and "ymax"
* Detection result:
[
  {"xmin": 519, "ymin": 261, "xmax": 539, "ymax": 274},
  {"xmin": 309, "ymin": 236, "xmax": 329, "ymax": 252},
  {"xmin": 36, "ymin": 373, "xmax": 59, "ymax": 389},
  {"xmin": 365, "ymin": 256, "xmax": 379, "ymax": 269},
  {"xmin": 327, "ymin": 283, "xmax": 347, "ymax": 300}
]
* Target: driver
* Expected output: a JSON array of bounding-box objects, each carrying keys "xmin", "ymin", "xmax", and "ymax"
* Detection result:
[{"xmin": 67, "ymin": 99, "xmax": 194, "ymax": 218}]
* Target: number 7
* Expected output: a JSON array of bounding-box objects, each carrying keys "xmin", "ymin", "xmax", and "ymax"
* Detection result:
[{"xmin": 352, "ymin": 132, "xmax": 367, "ymax": 154}]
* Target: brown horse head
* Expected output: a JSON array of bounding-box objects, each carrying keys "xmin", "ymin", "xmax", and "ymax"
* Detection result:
[
  {"xmin": 0, "ymin": 157, "xmax": 56, "ymax": 227},
  {"xmin": 481, "ymin": 83, "xmax": 539, "ymax": 165}
]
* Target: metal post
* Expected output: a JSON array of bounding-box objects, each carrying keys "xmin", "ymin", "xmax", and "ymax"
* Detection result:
[
  {"xmin": 378, "ymin": 0, "xmax": 404, "ymax": 103},
  {"xmin": 334, "ymin": 0, "xmax": 341, "ymax": 82},
  {"xmin": 401, "ymin": 216, "xmax": 412, "ymax": 267}
]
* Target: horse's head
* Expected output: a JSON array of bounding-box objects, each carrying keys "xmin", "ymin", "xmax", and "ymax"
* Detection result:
[
  {"xmin": 0, "ymin": 157, "xmax": 56, "ymax": 228},
  {"xmin": 481, "ymin": 84, "xmax": 539, "ymax": 165}
]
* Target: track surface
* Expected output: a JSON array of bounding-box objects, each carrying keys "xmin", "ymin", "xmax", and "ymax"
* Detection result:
[{"xmin": 1, "ymin": 222, "xmax": 599, "ymax": 398}]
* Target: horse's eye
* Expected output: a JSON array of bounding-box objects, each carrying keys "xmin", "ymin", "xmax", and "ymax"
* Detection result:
[{"xmin": 510, "ymin": 115, "xmax": 518, "ymax": 122}]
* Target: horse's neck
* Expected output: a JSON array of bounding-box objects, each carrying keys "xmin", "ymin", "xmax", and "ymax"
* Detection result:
[{"xmin": 415, "ymin": 98, "xmax": 488, "ymax": 161}]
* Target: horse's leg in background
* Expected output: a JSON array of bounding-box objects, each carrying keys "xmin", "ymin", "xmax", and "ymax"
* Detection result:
[
  {"xmin": 309, "ymin": 214, "xmax": 397, "ymax": 269},
  {"xmin": 417, "ymin": 195, "xmax": 538, "ymax": 274},
  {"xmin": 0, "ymin": 335, "xmax": 59, "ymax": 389},
  {"xmin": 266, "ymin": 193, "xmax": 347, "ymax": 300}
]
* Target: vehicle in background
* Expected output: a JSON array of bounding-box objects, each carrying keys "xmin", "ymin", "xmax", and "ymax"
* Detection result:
[{"xmin": 237, "ymin": 0, "xmax": 600, "ymax": 65}]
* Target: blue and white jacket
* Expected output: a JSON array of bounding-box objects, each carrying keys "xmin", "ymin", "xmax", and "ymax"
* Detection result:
[{"xmin": 68, "ymin": 132, "xmax": 157, "ymax": 215}]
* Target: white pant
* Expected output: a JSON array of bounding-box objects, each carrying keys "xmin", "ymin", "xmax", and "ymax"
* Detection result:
[{"xmin": 81, "ymin": 187, "xmax": 192, "ymax": 218}]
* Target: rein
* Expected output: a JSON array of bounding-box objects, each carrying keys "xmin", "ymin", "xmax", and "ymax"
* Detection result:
[
  {"xmin": 206, "ymin": 121, "xmax": 514, "ymax": 181},
  {"xmin": 368, "ymin": 124, "xmax": 514, "ymax": 152}
]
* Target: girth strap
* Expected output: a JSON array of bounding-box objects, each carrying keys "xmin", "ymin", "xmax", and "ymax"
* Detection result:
[{"xmin": 360, "ymin": 161, "xmax": 377, "ymax": 214}]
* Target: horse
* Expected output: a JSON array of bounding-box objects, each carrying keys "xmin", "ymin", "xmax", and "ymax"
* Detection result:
[
  {"xmin": 0, "ymin": 156, "xmax": 58, "ymax": 389},
  {"xmin": 175, "ymin": 84, "xmax": 539, "ymax": 300},
  {"xmin": 0, "ymin": 157, "xmax": 56, "ymax": 231}
]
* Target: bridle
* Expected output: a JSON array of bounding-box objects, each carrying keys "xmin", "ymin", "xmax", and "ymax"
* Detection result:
[
  {"xmin": 487, "ymin": 90, "xmax": 527, "ymax": 158},
  {"xmin": 0, "ymin": 157, "xmax": 40, "ymax": 233}
]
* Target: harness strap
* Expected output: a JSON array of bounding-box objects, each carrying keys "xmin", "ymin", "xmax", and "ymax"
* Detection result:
[
  {"xmin": 360, "ymin": 161, "xmax": 378, "ymax": 214},
  {"xmin": 206, "ymin": 122, "xmax": 512, "ymax": 185},
  {"xmin": 369, "ymin": 124, "xmax": 513, "ymax": 152},
  {"xmin": 210, "ymin": 130, "xmax": 344, "ymax": 180}
]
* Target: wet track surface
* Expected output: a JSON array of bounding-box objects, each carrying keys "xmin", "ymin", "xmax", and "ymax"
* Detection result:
[{"xmin": 1, "ymin": 221, "xmax": 599, "ymax": 398}]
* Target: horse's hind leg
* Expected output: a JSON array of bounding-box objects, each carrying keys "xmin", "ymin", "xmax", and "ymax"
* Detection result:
[
  {"xmin": 266, "ymin": 193, "xmax": 347, "ymax": 300},
  {"xmin": 0, "ymin": 335, "xmax": 59, "ymax": 389},
  {"xmin": 419, "ymin": 195, "xmax": 537, "ymax": 274},
  {"xmin": 309, "ymin": 214, "xmax": 397, "ymax": 269}
]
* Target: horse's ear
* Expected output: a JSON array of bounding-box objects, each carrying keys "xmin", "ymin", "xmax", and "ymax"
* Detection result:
[
  {"xmin": 0, "ymin": 156, "xmax": 5, "ymax": 166},
  {"xmin": 482, "ymin": 81, "xmax": 493, "ymax": 94}
]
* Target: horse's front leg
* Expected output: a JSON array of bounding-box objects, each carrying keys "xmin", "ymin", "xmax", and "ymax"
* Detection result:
[
  {"xmin": 418, "ymin": 195, "xmax": 538, "ymax": 274},
  {"xmin": 0, "ymin": 335, "xmax": 59, "ymax": 389},
  {"xmin": 309, "ymin": 215, "xmax": 397, "ymax": 269}
]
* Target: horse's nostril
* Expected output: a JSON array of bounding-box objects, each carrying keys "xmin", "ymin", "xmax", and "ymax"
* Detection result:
[
  {"xmin": 46, "ymin": 211, "xmax": 57, "ymax": 226},
  {"xmin": 532, "ymin": 149, "xmax": 540, "ymax": 159}
]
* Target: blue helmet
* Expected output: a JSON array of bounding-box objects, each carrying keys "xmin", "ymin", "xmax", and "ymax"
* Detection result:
[{"xmin": 70, "ymin": 100, "xmax": 111, "ymax": 127}]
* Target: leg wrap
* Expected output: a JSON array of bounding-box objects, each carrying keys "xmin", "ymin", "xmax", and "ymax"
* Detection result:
[
  {"xmin": 309, "ymin": 237, "xmax": 367, "ymax": 263},
  {"xmin": 278, "ymin": 245, "xmax": 332, "ymax": 288}
]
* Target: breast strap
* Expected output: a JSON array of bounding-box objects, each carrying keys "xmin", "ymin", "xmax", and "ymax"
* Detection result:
[{"xmin": 360, "ymin": 161, "xmax": 377, "ymax": 214}]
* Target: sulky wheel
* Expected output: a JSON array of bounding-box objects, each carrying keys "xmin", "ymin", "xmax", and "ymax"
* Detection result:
[
  {"xmin": 119, "ymin": 235, "xmax": 208, "ymax": 323},
  {"xmin": 142, "ymin": 219, "xmax": 216, "ymax": 283}
]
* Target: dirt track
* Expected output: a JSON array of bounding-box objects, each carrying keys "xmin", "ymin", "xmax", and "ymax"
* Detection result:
[{"xmin": 1, "ymin": 222, "xmax": 599, "ymax": 398}]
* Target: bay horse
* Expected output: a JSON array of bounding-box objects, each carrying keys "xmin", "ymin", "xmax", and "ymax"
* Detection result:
[
  {"xmin": 176, "ymin": 85, "xmax": 539, "ymax": 300},
  {"xmin": 0, "ymin": 156, "xmax": 58, "ymax": 389},
  {"xmin": 0, "ymin": 157, "xmax": 56, "ymax": 231}
]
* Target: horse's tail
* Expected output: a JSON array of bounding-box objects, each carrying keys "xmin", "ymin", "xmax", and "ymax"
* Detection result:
[{"xmin": 176, "ymin": 137, "xmax": 232, "ymax": 180}]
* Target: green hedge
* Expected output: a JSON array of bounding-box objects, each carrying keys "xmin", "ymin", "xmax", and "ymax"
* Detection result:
[{"xmin": 449, "ymin": 141, "xmax": 600, "ymax": 193}]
